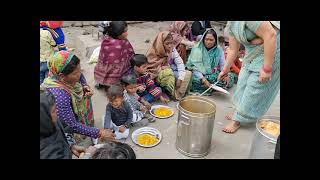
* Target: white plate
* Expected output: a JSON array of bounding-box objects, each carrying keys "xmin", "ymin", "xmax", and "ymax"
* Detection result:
[
  {"xmin": 211, "ymin": 84, "xmax": 230, "ymax": 95},
  {"xmin": 149, "ymin": 105, "xmax": 174, "ymax": 119},
  {"xmin": 131, "ymin": 127, "xmax": 162, "ymax": 148}
]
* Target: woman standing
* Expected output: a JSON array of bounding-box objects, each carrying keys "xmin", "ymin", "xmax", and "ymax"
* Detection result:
[{"xmin": 219, "ymin": 21, "xmax": 280, "ymax": 133}]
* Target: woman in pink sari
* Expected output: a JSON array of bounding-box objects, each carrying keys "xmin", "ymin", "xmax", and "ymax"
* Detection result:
[{"xmin": 94, "ymin": 21, "xmax": 135, "ymax": 89}]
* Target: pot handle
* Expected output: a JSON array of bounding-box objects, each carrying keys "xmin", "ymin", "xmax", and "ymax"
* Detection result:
[{"xmin": 181, "ymin": 114, "xmax": 190, "ymax": 125}]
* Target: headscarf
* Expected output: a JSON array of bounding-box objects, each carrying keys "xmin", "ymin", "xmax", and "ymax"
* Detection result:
[
  {"xmin": 40, "ymin": 21, "xmax": 64, "ymax": 29},
  {"xmin": 186, "ymin": 28, "xmax": 224, "ymax": 75},
  {"xmin": 169, "ymin": 21, "xmax": 188, "ymax": 47},
  {"xmin": 42, "ymin": 51, "xmax": 94, "ymax": 126},
  {"xmin": 145, "ymin": 31, "xmax": 172, "ymax": 77}
]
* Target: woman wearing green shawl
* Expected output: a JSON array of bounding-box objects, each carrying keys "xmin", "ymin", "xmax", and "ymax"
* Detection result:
[
  {"xmin": 218, "ymin": 21, "xmax": 280, "ymax": 133},
  {"xmin": 41, "ymin": 50, "xmax": 115, "ymax": 141},
  {"xmin": 186, "ymin": 28, "xmax": 236, "ymax": 94}
]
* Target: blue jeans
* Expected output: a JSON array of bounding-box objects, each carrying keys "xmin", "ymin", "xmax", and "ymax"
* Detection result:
[{"xmin": 40, "ymin": 62, "xmax": 49, "ymax": 85}]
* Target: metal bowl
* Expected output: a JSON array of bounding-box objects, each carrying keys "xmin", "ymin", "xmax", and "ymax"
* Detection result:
[
  {"xmin": 131, "ymin": 127, "xmax": 162, "ymax": 148},
  {"xmin": 150, "ymin": 105, "xmax": 174, "ymax": 119}
]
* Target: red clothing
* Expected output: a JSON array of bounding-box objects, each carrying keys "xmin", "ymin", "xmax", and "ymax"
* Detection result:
[{"xmin": 225, "ymin": 52, "xmax": 242, "ymax": 76}]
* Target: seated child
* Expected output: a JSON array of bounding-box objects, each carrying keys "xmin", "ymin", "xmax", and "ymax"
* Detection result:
[
  {"xmin": 130, "ymin": 54, "xmax": 170, "ymax": 103},
  {"xmin": 103, "ymin": 85, "xmax": 132, "ymax": 140},
  {"xmin": 121, "ymin": 74, "xmax": 156, "ymax": 123}
]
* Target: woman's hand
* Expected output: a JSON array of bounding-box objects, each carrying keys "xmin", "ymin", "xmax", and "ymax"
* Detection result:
[
  {"xmin": 176, "ymin": 79, "xmax": 182, "ymax": 89},
  {"xmin": 218, "ymin": 69, "xmax": 229, "ymax": 81},
  {"xmin": 99, "ymin": 129, "xmax": 115, "ymax": 141},
  {"xmin": 250, "ymin": 38, "xmax": 264, "ymax": 45},
  {"xmin": 83, "ymin": 85, "xmax": 94, "ymax": 97},
  {"xmin": 259, "ymin": 68, "xmax": 272, "ymax": 83},
  {"xmin": 71, "ymin": 145, "xmax": 86, "ymax": 157}
]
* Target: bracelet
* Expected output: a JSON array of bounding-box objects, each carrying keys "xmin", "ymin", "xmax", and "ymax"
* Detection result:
[{"xmin": 263, "ymin": 65, "xmax": 273, "ymax": 73}]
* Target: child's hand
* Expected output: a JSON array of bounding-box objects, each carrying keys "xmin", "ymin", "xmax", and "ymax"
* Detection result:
[
  {"xmin": 143, "ymin": 101, "xmax": 152, "ymax": 110},
  {"xmin": 141, "ymin": 105, "xmax": 148, "ymax": 113},
  {"xmin": 160, "ymin": 96, "xmax": 170, "ymax": 104},
  {"xmin": 99, "ymin": 129, "xmax": 115, "ymax": 141},
  {"xmin": 119, "ymin": 126, "xmax": 126, "ymax": 133}
]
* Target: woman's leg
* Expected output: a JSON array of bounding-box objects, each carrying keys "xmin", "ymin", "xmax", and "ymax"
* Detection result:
[{"xmin": 223, "ymin": 65, "xmax": 280, "ymax": 133}]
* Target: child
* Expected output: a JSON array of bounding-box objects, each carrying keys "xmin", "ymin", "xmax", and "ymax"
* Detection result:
[
  {"xmin": 103, "ymin": 85, "xmax": 132, "ymax": 140},
  {"xmin": 40, "ymin": 21, "xmax": 67, "ymax": 85},
  {"xmin": 121, "ymin": 74, "xmax": 156, "ymax": 123},
  {"xmin": 224, "ymin": 44, "xmax": 245, "ymax": 83},
  {"xmin": 130, "ymin": 54, "xmax": 170, "ymax": 103}
]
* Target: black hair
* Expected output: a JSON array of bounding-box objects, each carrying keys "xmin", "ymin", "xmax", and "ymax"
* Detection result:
[
  {"xmin": 91, "ymin": 141, "xmax": 136, "ymax": 159},
  {"xmin": 218, "ymin": 36, "xmax": 225, "ymax": 43},
  {"xmin": 240, "ymin": 44, "xmax": 245, "ymax": 51},
  {"xmin": 203, "ymin": 29, "xmax": 218, "ymax": 47},
  {"xmin": 106, "ymin": 21, "xmax": 128, "ymax": 39},
  {"xmin": 121, "ymin": 73, "xmax": 137, "ymax": 86},
  {"xmin": 40, "ymin": 90, "xmax": 57, "ymax": 139},
  {"xmin": 61, "ymin": 55, "xmax": 80, "ymax": 75},
  {"xmin": 164, "ymin": 32, "xmax": 173, "ymax": 41},
  {"xmin": 130, "ymin": 54, "xmax": 148, "ymax": 67},
  {"xmin": 106, "ymin": 85, "xmax": 124, "ymax": 101}
]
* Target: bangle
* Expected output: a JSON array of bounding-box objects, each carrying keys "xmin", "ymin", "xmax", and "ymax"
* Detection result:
[{"xmin": 263, "ymin": 65, "xmax": 273, "ymax": 73}]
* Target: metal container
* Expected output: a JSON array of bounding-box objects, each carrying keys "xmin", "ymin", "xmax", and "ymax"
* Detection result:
[
  {"xmin": 249, "ymin": 116, "xmax": 280, "ymax": 159},
  {"xmin": 176, "ymin": 96, "xmax": 216, "ymax": 157}
]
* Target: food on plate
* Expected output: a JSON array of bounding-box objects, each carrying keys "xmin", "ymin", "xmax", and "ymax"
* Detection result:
[
  {"xmin": 154, "ymin": 107, "xmax": 173, "ymax": 117},
  {"xmin": 137, "ymin": 133, "xmax": 159, "ymax": 146},
  {"xmin": 260, "ymin": 120, "xmax": 280, "ymax": 137}
]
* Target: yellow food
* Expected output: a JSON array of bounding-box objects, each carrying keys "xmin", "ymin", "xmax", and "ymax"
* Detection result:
[
  {"xmin": 154, "ymin": 107, "xmax": 172, "ymax": 117},
  {"xmin": 260, "ymin": 120, "xmax": 280, "ymax": 137},
  {"xmin": 137, "ymin": 134, "xmax": 159, "ymax": 146}
]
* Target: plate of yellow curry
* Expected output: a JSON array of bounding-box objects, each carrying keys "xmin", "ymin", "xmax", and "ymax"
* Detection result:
[
  {"xmin": 150, "ymin": 105, "xmax": 174, "ymax": 119},
  {"xmin": 131, "ymin": 127, "xmax": 162, "ymax": 148}
]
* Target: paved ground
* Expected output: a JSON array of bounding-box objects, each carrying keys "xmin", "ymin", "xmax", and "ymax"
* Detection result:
[{"xmin": 63, "ymin": 21, "xmax": 280, "ymax": 159}]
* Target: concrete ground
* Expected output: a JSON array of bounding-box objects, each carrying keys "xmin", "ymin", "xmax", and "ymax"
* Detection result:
[{"xmin": 63, "ymin": 21, "xmax": 280, "ymax": 159}]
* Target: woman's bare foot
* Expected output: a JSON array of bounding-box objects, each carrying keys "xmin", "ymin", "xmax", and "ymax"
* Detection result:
[
  {"xmin": 225, "ymin": 112, "xmax": 234, "ymax": 120},
  {"xmin": 223, "ymin": 120, "xmax": 241, "ymax": 133}
]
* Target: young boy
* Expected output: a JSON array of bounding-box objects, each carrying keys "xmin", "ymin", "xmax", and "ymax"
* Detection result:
[
  {"xmin": 130, "ymin": 54, "xmax": 169, "ymax": 103},
  {"xmin": 103, "ymin": 85, "xmax": 132, "ymax": 140},
  {"xmin": 121, "ymin": 74, "xmax": 156, "ymax": 123}
]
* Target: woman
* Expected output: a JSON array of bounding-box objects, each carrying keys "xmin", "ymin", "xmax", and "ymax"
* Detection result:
[
  {"xmin": 219, "ymin": 21, "xmax": 280, "ymax": 133},
  {"xmin": 41, "ymin": 50, "xmax": 115, "ymax": 141},
  {"xmin": 186, "ymin": 28, "xmax": 236, "ymax": 95},
  {"xmin": 94, "ymin": 21, "xmax": 135, "ymax": 89},
  {"xmin": 169, "ymin": 21, "xmax": 195, "ymax": 64},
  {"xmin": 40, "ymin": 91, "xmax": 86, "ymax": 159},
  {"xmin": 145, "ymin": 31, "xmax": 192, "ymax": 100}
]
